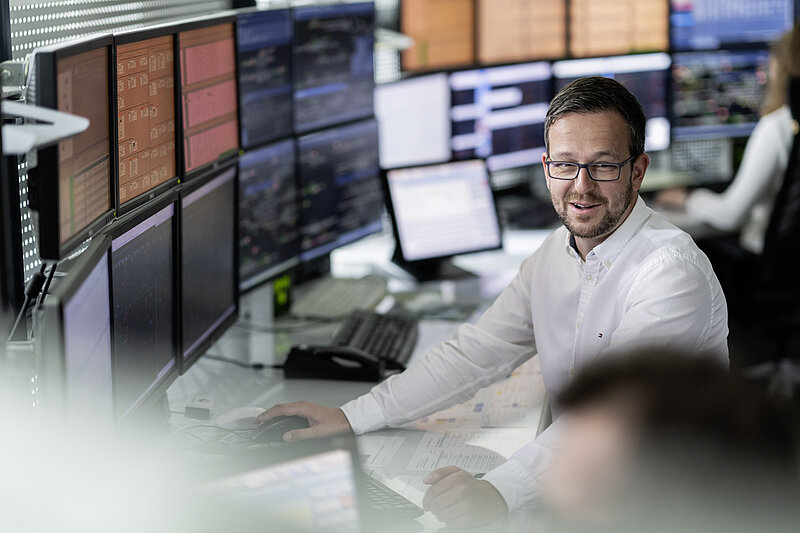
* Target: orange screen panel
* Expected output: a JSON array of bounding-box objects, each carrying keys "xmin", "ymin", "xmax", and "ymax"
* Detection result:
[
  {"xmin": 116, "ymin": 35, "xmax": 177, "ymax": 204},
  {"xmin": 570, "ymin": 0, "xmax": 668, "ymax": 58},
  {"xmin": 477, "ymin": 0, "xmax": 566, "ymax": 64},
  {"xmin": 402, "ymin": 0, "xmax": 475, "ymax": 71},
  {"xmin": 57, "ymin": 47, "xmax": 112, "ymax": 244},
  {"xmin": 179, "ymin": 22, "xmax": 239, "ymax": 174}
]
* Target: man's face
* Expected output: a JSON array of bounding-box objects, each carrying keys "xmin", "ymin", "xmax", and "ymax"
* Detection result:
[{"xmin": 543, "ymin": 111, "xmax": 648, "ymax": 241}]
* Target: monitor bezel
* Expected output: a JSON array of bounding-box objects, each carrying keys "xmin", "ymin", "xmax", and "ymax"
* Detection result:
[
  {"xmin": 177, "ymin": 159, "xmax": 240, "ymax": 374},
  {"xmin": 381, "ymin": 159, "xmax": 504, "ymax": 265},
  {"xmin": 29, "ymin": 34, "xmax": 117, "ymax": 260},
  {"xmin": 175, "ymin": 11, "xmax": 241, "ymax": 182},
  {"xmin": 103, "ymin": 190, "xmax": 180, "ymax": 426},
  {"xmin": 36, "ymin": 234, "xmax": 113, "ymax": 421},
  {"xmin": 235, "ymin": 6, "xmax": 295, "ymax": 150},
  {"xmin": 113, "ymin": 24, "xmax": 184, "ymax": 216},
  {"xmin": 291, "ymin": 1, "xmax": 376, "ymax": 135},
  {"xmin": 237, "ymin": 137, "xmax": 300, "ymax": 294}
]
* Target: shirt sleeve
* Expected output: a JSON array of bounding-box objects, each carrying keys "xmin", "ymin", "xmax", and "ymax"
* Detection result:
[
  {"xmin": 341, "ymin": 254, "xmax": 539, "ymax": 435},
  {"xmin": 685, "ymin": 112, "xmax": 788, "ymax": 232},
  {"xmin": 482, "ymin": 417, "xmax": 564, "ymax": 510}
]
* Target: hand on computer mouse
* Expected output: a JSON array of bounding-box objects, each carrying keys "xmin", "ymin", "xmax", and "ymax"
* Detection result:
[{"xmin": 256, "ymin": 401, "xmax": 353, "ymax": 442}]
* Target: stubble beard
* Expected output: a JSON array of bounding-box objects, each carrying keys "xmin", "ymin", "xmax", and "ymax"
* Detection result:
[{"xmin": 552, "ymin": 182, "xmax": 634, "ymax": 239}]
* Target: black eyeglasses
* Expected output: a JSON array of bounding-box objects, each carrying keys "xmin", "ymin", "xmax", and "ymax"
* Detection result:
[{"xmin": 545, "ymin": 154, "xmax": 639, "ymax": 181}]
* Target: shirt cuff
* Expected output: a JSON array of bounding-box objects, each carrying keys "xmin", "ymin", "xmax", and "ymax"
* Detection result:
[
  {"xmin": 340, "ymin": 393, "xmax": 387, "ymax": 435},
  {"xmin": 481, "ymin": 458, "xmax": 541, "ymax": 511}
]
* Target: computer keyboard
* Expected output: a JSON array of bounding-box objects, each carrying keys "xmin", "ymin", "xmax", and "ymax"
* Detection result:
[
  {"xmin": 363, "ymin": 476, "xmax": 423, "ymax": 518},
  {"xmin": 333, "ymin": 310, "xmax": 419, "ymax": 367},
  {"xmin": 290, "ymin": 274, "xmax": 388, "ymax": 318}
]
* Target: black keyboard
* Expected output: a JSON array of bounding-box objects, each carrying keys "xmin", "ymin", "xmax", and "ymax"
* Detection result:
[
  {"xmin": 333, "ymin": 310, "xmax": 419, "ymax": 367},
  {"xmin": 363, "ymin": 477, "xmax": 423, "ymax": 518}
]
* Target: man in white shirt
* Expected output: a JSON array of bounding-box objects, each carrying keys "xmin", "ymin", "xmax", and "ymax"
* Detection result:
[{"xmin": 258, "ymin": 77, "xmax": 729, "ymax": 528}]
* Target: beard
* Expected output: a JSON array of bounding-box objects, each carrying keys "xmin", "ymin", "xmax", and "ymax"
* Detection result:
[{"xmin": 552, "ymin": 181, "xmax": 635, "ymax": 239}]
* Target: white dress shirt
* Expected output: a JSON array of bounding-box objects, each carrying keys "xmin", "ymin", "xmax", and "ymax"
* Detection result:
[
  {"xmin": 685, "ymin": 106, "xmax": 793, "ymax": 253},
  {"xmin": 341, "ymin": 196, "xmax": 729, "ymax": 510}
]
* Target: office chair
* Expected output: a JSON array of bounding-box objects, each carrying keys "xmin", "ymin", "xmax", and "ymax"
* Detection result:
[{"xmin": 737, "ymin": 77, "xmax": 800, "ymax": 398}]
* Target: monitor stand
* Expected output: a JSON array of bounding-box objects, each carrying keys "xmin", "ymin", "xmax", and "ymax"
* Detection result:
[{"xmin": 391, "ymin": 249, "xmax": 477, "ymax": 282}]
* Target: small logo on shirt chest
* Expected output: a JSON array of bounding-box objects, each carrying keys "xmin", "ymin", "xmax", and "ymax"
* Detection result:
[{"xmin": 597, "ymin": 332, "xmax": 604, "ymax": 338}]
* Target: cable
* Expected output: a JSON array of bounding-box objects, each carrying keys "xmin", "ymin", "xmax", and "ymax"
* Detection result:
[
  {"xmin": 6, "ymin": 262, "xmax": 48, "ymax": 343},
  {"xmin": 35, "ymin": 262, "xmax": 58, "ymax": 310},
  {"xmin": 203, "ymin": 353, "xmax": 284, "ymax": 370}
]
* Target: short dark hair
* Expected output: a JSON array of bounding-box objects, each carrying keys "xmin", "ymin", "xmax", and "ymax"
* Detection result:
[
  {"xmin": 558, "ymin": 351, "xmax": 800, "ymax": 531},
  {"xmin": 544, "ymin": 76, "xmax": 647, "ymax": 158}
]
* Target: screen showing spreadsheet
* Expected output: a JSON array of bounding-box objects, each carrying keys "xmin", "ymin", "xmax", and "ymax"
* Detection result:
[
  {"xmin": 179, "ymin": 21, "xmax": 239, "ymax": 175},
  {"xmin": 116, "ymin": 34, "xmax": 177, "ymax": 205},
  {"xmin": 386, "ymin": 160, "xmax": 501, "ymax": 262}
]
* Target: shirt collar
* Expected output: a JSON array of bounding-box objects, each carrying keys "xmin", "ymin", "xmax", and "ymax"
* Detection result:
[{"xmin": 563, "ymin": 196, "xmax": 652, "ymax": 266}]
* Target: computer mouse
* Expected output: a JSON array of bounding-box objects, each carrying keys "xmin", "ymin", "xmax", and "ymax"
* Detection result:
[
  {"xmin": 214, "ymin": 406, "xmax": 266, "ymax": 430},
  {"xmin": 253, "ymin": 415, "xmax": 310, "ymax": 443}
]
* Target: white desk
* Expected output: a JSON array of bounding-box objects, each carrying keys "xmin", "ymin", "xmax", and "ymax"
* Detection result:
[{"xmin": 166, "ymin": 229, "xmax": 552, "ymax": 531}]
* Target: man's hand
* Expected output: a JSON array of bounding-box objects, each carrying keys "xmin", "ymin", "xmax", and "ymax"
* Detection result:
[
  {"xmin": 422, "ymin": 466, "xmax": 508, "ymax": 528},
  {"xmin": 256, "ymin": 401, "xmax": 352, "ymax": 442}
]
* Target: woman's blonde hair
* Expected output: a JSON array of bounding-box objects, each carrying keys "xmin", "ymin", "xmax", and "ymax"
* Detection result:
[{"xmin": 761, "ymin": 24, "xmax": 800, "ymax": 115}]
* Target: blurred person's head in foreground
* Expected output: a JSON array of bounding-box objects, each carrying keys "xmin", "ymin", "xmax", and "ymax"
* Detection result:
[{"xmin": 541, "ymin": 351, "xmax": 800, "ymax": 532}]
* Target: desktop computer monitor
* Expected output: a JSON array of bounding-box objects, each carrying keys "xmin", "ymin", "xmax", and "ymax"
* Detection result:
[
  {"xmin": 553, "ymin": 53, "xmax": 672, "ymax": 152},
  {"xmin": 108, "ymin": 194, "xmax": 178, "ymax": 424},
  {"xmin": 671, "ymin": 0, "xmax": 795, "ymax": 51},
  {"xmin": 236, "ymin": 7, "xmax": 293, "ymax": 149},
  {"xmin": 292, "ymin": 1, "xmax": 375, "ymax": 133},
  {"xmin": 476, "ymin": 0, "xmax": 567, "ymax": 63},
  {"xmin": 27, "ymin": 35, "xmax": 115, "ymax": 259},
  {"xmin": 401, "ymin": 0, "xmax": 475, "ymax": 71},
  {"xmin": 114, "ymin": 26, "xmax": 180, "ymax": 214},
  {"xmin": 384, "ymin": 159, "xmax": 502, "ymax": 280},
  {"xmin": 238, "ymin": 138, "xmax": 299, "ymax": 292},
  {"xmin": 671, "ymin": 49, "xmax": 771, "ymax": 140},
  {"xmin": 180, "ymin": 163, "xmax": 238, "ymax": 373},
  {"xmin": 177, "ymin": 14, "xmax": 240, "ymax": 178},
  {"xmin": 449, "ymin": 62, "xmax": 552, "ymax": 172},
  {"xmin": 297, "ymin": 119, "xmax": 383, "ymax": 263},
  {"xmin": 35, "ymin": 235, "xmax": 114, "ymax": 441},
  {"xmin": 374, "ymin": 73, "xmax": 451, "ymax": 169},
  {"xmin": 569, "ymin": 0, "xmax": 668, "ymax": 57}
]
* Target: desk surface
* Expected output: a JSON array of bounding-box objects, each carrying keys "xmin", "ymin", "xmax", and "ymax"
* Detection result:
[{"xmin": 165, "ymin": 230, "xmax": 550, "ymax": 531}]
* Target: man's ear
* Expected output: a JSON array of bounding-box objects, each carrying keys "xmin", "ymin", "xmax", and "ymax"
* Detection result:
[
  {"xmin": 542, "ymin": 152, "xmax": 551, "ymax": 191},
  {"xmin": 631, "ymin": 153, "xmax": 650, "ymax": 193}
]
